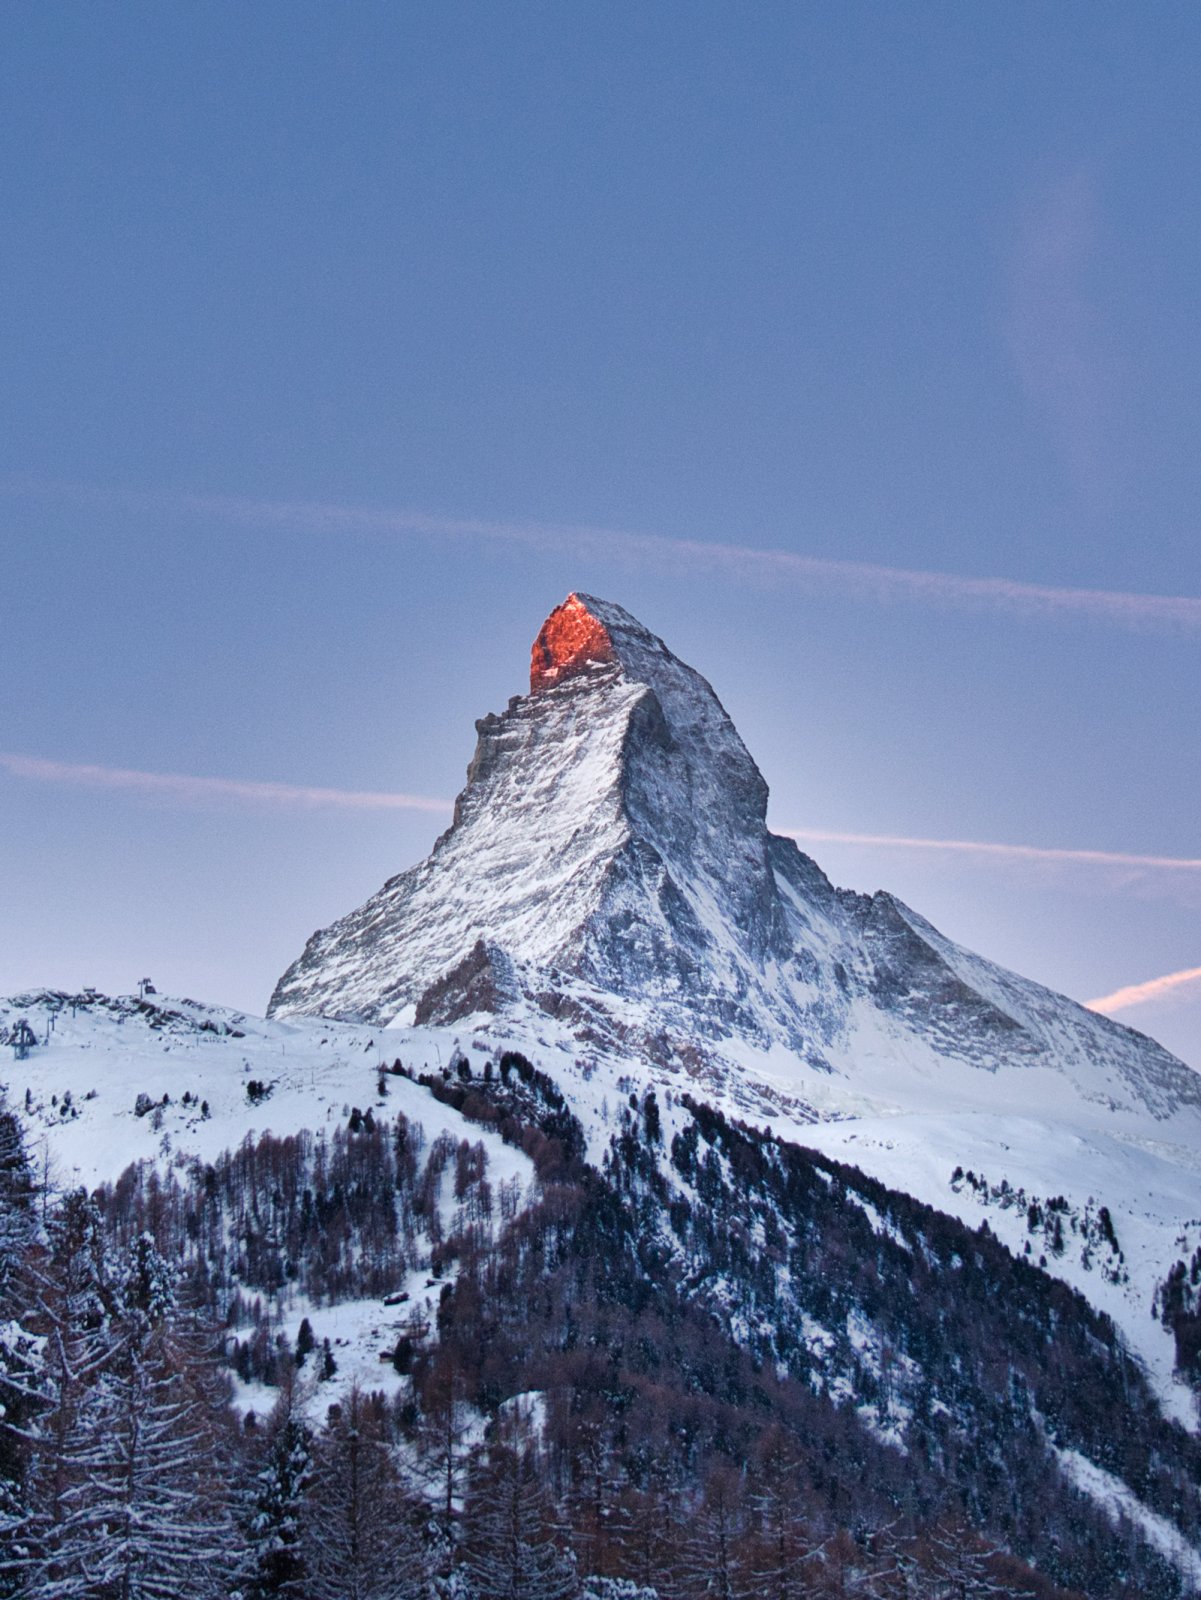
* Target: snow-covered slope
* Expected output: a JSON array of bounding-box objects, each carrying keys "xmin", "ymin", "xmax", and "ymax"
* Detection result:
[
  {"xmin": 8, "ymin": 981, "xmax": 1197, "ymax": 1429},
  {"xmin": 262, "ymin": 592, "xmax": 1201, "ymax": 1422},
  {"xmin": 0, "ymin": 987, "xmax": 537, "ymax": 1407},
  {"xmin": 9, "ymin": 595, "xmax": 1199, "ymax": 1426},
  {"xmin": 0, "ymin": 987, "xmax": 531, "ymax": 1196}
]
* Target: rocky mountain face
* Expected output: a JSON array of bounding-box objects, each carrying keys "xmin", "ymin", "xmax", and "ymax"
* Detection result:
[
  {"xmin": 269, "ymin": 593, "xmax": 1200, "ymax": 1137},
  {"xmin": 270, "ymin": 593, "xmax": 786, "ymax": 1040}
]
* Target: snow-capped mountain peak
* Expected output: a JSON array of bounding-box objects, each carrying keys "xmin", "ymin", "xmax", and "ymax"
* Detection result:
[
  {"xmin": 269, "ymin": 591, "xmax": 787, "ymax": 1044},
  {"xmin": 267, "ymin": 593, "xmax": 1200, "ymax": 1149}
]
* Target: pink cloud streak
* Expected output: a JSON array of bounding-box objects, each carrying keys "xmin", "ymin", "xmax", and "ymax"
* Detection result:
[
  {"xmin": 1086, "ymin": 966, "xmax": 1201, "ymax": 1015},
  {"xmin": 179, "ymin": 493, "xmax": 1201, "ymax": 631},
  {"xmin": 7, "ymin": 752, "xmax": 1195, "ymax": 1018},
  {"xmin": 0, "ymin": 752, "xmax": 451, "ymax": 815},
  {"xmin": 4, "ymin": 751, "xmax": 1197, "ymax": 879}
]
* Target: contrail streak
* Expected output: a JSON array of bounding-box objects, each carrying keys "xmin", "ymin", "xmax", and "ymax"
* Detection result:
[
  {"xmin": 0, "ymin": 753, "xmax": 451, "ymax": 814},
  {"xmin": 3, "ymin": 752, "xmax": 1198, "ymax": 881},
  {"xmin": 8, "ymin": 753, "xmax": 1196, "ymax": 1013},
  {"xmin": 778, "ymin": 828, "xmax": 1201, "ymax": 875},
  {"xmin": 1086, "ymin": 966, "xmax": 1201, "ymax": 1015},
  {"xmin": 8, "ymin": 480, "xmax": 1201, "ymax": 631}
]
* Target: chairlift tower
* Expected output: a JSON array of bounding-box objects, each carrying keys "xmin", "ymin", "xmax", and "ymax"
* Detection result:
[{"xmin": 10, "ymin": 1019, "xmax": 37, "ymax": 1061}]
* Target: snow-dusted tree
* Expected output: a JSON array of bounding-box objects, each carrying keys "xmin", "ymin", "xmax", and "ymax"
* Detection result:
[
  {"xmin": 742, "ymin": 1428, "xmax": 828, "ymax": 1600},
  {"xmin": 304, "ymin": 1383, "xmax": 430, "ymax": 1600},
  {"xmin": 460, "ymin": 1415, "xmax": 576, "ymax": 1600},
  {"xmin": 563, "ymin": 1416, "xmax": 626, "ymax": 1583},
  {"xmin": 581, "ymin": 1580, "xmax": 660, "ymax": 1600},
  {"xmin": 813, "ymin": 1527, "xmax": 892, "ymax": 1599},
  {"xmin": 0, "ymin": 1095, "xmax": 39, "ymax": 1586},
  {"xmin": 0, "ymin": 1100, "xmax": 36, "ymax": 1313},
  {"xmin": 237, "ymin": 1376, "xmax": 314, "ymax": 1599},
  {"xmin": 0, "ymin": 1315, "xmax": 46, "ymax": 1598},
  {"xmin": 40, "ymin": 1232, "xmax": 239, "ymax": 1599},
  {"xmin": 609, "ymin": 1461, "xmax": 680, "ymax": 1599},
  {"xmin": 413, "ymin": 1359, "xmax": 473, "ymax": 1544},
  {"xmin": 673, "ymin": 1459, "xmax": 745, "ymax": 1600},
  {"xmin": 854, "ymin": 1520, "xmax": 922, "ymax": 1600},
  {"xmin": 922, "ymin": 1518, "xmax": 1014, "ymax": 1600},
  {"xmin": 0, "ymin": 1188, "xmax": 119, "ymax": 1596}
]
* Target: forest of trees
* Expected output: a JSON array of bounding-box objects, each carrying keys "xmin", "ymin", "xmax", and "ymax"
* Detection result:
[
  {"xmin": 1155, "ymin": 1244, "xmax": 1201, "ymax": 1385},
  {"xmin": 1, "ymin": 1058, "xmax": 1198, "ymax": 1599}
]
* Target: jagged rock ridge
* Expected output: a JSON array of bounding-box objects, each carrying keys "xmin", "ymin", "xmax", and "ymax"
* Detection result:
[{"xmin": 268, "ymin": 593, "xmax": 1200, "ymax": 1131}]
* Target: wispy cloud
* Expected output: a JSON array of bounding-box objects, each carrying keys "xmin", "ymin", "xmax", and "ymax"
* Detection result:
[
  {"xmin": 4, "ymin": 751, "xmax": 1198, "ymax": 887},
  {"xmin": 6, "ymin": 755, "xmax": 1195, "ymax": 1013},
  {"xmin": 779, "ymin": 827, "xmax": 1201, "ymax": 876},
  {"xmin": 0, "ymin": 752, "xmax": 451, "ymax": 815},
  {"xmin": 8, "ymin": 479, "xmax": 1201, "ymax": 631},
  {"xmin": 1087, "ymin": 966, "xmax": 1201, "ymax": 1015},
  {"xmin": 1008, "ymin": 167, "xmax": 1114, "ymax": 512}
]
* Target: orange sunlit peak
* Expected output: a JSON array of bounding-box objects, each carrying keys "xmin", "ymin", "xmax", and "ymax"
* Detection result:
[{"xmin": 529, "ymin": 593, "xmax": 616, "ymax": 693}]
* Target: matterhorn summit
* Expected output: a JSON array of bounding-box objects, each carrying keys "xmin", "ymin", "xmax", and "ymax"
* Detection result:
[
  {"xmin": 269, "ymin": 593, "xmax": 1200, "ymax": 1140},
  {"xmin": 269, "ymin": 592, "xmax": 794, "ymax": 1045}
]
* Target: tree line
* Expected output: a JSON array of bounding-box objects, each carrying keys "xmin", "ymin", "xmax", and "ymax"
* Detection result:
[{"xmin": 0, "ymin": 1061, "xmax": 1195, "ymax": 1600}]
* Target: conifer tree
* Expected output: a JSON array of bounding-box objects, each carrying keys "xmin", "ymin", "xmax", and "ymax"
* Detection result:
[
  {"xmin": 238, "ymin": 1378, "xmax": 314, "ymax": 1599},
  {"xmin": 460, "ymin": 1414, "xmax": 576, "ymax": 1600},
  {"xmin": 414, "ymin": 1359, "xmax": 473, "ymax": 1547},
  {"xmin": 674, "ymin": 1460, "xmax": 745, "ymax": 1600},
  {"xmin": 44, "ymin": 1233, "xmax": 239, "ymax": 1599},
  {"xmin": 0, "ymin": 1092, "xmax": 39, "ymax": 1582},
  {"xmin": 304, "ymin": 1383, "xmax": 429, "ymax": 1600},
  {"xmin": 0, "ymin": 1101, "xmax": 35, "ymax": 1313},
  {"xmin": 0, "ymin": 1188, "xmax": 118, "ymax": 1596},
  {"xmin": 610, "ymin": 1461, "xmax": 679, "ymax": 1600},
  {"xmin": 742, "ymin": 1428, "xmax": 826, "ymax": 1600},
  {"xmin": 922, "ymin": 1518, "xmax": 1011, "ymax": 1600},
  {"xmin": 565, "ymin": 1417, "xmax": 623, "ymax": 1583},
  {"xmin": 856, "ymin": 1521, "xmax": 921, "ymax": 1600}
]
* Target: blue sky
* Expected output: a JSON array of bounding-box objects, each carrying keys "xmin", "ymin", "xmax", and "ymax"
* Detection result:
[{"xmin": 2, "ymin": 4, "xmax": 1198, "ymax": 1065}]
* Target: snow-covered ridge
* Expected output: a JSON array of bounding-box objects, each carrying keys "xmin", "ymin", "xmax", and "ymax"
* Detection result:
[{"xmin": 0, "ymin": 987, "xmax": 531, "ymax": 1199}]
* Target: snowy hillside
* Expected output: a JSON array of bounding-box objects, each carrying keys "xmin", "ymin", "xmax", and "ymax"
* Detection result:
[
  {"xmin": 0, "ymin": 986, "xmax": 535, "ymax": 1404},
  {"xmin": 259, "ymin": 593, "xmax": 1201, "ymax": 1423},
  {"xmin": 0, "ymin": 988, "xmax": 530, "ymax": 1191},
  {"xmin": 6, "ymin": 595, "xmax": 1201, "ymax": 1597}
]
